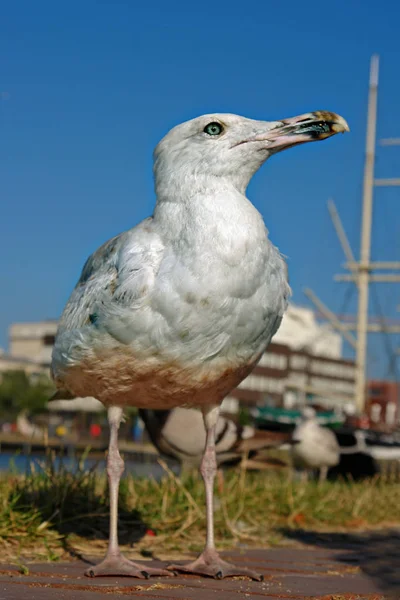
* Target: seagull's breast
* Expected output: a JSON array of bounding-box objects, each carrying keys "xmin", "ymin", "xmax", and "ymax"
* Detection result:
[
  {"xmin": 148, "ymin": 237, "xmax": 287, "ymax": 365},
  {"xmin": 148, "ymin": 195, "xmax": 290, "ymax": 365}
]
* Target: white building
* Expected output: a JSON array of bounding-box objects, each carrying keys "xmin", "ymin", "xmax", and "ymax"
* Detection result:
[
  {"xmin": 273, "ymin": 304, "xmax": 342, "ymax": 358},
  {"xmin": 7, "ymin": 320, "xmax": 58, "ymax": 371}
]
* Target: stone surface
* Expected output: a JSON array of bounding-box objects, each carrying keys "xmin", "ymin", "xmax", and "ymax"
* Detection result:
[{"xmin": 0, "ymin": 544, "xmax": 397, "ymax": 599}]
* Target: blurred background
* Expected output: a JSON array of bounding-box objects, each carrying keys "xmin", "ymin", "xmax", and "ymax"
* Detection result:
[
  {"xmin": 0, "ymin": 1, "xmax": 399, "ymax": 474},
  {"xmin": 1, "ymin": 5, "xmax": 400, "ymax": 593}
]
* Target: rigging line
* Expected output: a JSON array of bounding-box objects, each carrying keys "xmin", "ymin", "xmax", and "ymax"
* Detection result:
[{"xmin": 300, "ymin": 284, "xmax": 356, "ymax": 355}]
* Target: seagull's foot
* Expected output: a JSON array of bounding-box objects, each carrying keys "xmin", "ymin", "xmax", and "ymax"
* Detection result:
[
  {"xmin": 85, "ymin": 553, "xmax": 173, "ymax": 578},
  {"xmin": 167, "ymin": 548, "xmax": 263, "ymax": 581}
]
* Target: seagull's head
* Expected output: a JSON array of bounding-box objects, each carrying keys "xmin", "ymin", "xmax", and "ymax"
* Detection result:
[
  {"xmin": 301, "ymin": 406, "xmax": 317, "ymax": 421},
  {"xmin": 154, "ymin": 111, "xmax": 349, "ymax": 194}
]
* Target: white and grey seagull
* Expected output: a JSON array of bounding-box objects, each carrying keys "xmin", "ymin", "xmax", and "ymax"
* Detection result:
[
  {"xmin": 51, "ymin": 110, "xmax": 348, "ymax": 581},
  {"xmin": 291, "ymin": 406, "xmax": 340, "ymax": 482}
]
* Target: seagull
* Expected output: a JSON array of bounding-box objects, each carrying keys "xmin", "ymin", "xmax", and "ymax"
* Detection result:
[
  {"xmin": 51, "ymin": 110, "xmax": 348, "ymax": 581},
  {"xmin": 139, "ymin": 407, "xmax": 295, "ymax": 470},
  {"xmin": 291, "ymin": 407, "xmax": 340, "ymax": 482}
]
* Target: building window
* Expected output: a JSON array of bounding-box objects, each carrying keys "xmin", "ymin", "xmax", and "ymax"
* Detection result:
[
  {"xmin": 309, "ymin": 376, "xmax": 355, "ymax": 395},
  {"xmin": 290, "ymin": 355, "xmax": 308, "ymax": 370},
  {"xmin": 259, "ymin": 353, "xmax": 287, "ymax": 370},
  {"xmin": 369, "ymin": 387, "xmax": 384, "ymax": 397},
  {"xmin": 310, "ymin": 359, "xmax": 355, "ymax": 380},
  {"xmin": 386, "ymin": 403, "xmax": 396, "ymax": 426},
  {"xmin": 370, "ymin": 403, "xmax": 382, "ymax": 423},
  {"xmin": 43, "ymin": 335, "xmax": 55, "ymax": 346},
  {"xmin": 239, "ymin": 374, "xmax": 284, "ymax": 394},
  {"xmin": 221, "ymin": 397, "xmax": 239, "ymax": 414}
]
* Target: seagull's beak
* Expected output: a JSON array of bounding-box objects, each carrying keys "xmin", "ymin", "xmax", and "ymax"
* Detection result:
[{"xmin": 254, "ymin": 111, "xmax": 349, "ymax": 151}]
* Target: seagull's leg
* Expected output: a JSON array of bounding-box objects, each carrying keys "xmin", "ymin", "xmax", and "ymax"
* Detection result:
[
  {"xmin": 86, "ymin": 406, "xmax": 171, "ymax": 578},
  {"xmin": 319, "ymin": 466, "xmax": 328, "ymax": 484},
  {"xmin": 300, "ymin": 470, "xmax": 309, "ymax": 484},
  {"xmin": 168, "ymin": 405, "xmax": 263, "ymax": 581}
]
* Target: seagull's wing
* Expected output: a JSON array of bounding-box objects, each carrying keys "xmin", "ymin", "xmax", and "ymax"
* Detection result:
[
  {"xmin": 52, "ymin": 218, "xmax": 165, "ymax": 379},
  {"xmin": 314, "ymin": 426, "xmax": 340, "ymax": 453}
]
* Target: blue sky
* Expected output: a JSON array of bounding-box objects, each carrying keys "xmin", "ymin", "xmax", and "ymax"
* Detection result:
[{"xmin": 1, "ymin": 0, "xmax": 399, "ymax": 378}]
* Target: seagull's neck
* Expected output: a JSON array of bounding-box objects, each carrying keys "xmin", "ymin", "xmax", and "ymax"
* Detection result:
[{"xmin": 153, "ymin": 174, "xmax": 267, "ymax": 247}]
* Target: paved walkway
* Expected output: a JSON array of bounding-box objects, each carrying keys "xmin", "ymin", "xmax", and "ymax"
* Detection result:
[{"xmin": 0, "ymin": 546, "xmax": 396, "ymax": 599}]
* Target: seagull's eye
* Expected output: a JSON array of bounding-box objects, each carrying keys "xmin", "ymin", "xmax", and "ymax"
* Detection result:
[{"xmin": 203, "ymin": 122, "xmax": 224, "ymax": 136}]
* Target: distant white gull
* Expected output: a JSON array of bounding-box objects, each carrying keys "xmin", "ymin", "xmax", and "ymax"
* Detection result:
[
  {"xmin": 291, "ymin": 407, "xmax": 340, "ymax": 482},
  {"xmin": 51, "ymin": 110, "xmax": 348, "ymax": 580},
  {"xmin": 291, "ymin": 408, "xmax": 376, "ymax": 482}
]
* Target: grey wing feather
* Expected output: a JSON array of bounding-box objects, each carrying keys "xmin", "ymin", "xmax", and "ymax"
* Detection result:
[
  {"xmin": 52, "ymin": 218, "xmax": 165, "ymax": 378},
  {"xmin": 57, "ymin": 233, "xmax": 124, "ymax": 332},
  {"xmin": 315, "ymin": 427, "xmax": 340, "ymax": 453}
]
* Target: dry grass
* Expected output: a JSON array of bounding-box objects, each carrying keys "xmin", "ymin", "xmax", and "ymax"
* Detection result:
[{"xmin": 1, "ymin": 455, "xmax": 400, "ymax": 564}]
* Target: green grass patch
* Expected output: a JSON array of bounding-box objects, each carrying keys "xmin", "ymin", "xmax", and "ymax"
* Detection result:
[{"xmin": 0, "ymin": 456, "xmax": 399, "ymax": 564}]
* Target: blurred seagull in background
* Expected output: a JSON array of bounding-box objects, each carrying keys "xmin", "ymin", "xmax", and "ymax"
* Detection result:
[
  {"xmin": 139, "ymin": 407, "xmax": 295, "ymax": 470},
  {"xmin": 51, "ymin": 110, "xmax": 348, "ymax": 580},
  {"xmin": 291, "ymin": 406, "xmax": 340, "ymax": 482}
]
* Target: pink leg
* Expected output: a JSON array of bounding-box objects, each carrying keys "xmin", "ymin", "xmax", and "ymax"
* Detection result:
[
  {"xmin": 85, "ymin": 406, "xmax": 172, "ymax": 578},
  {"xmin": 168, "ymin": 406, "xmax": 263, "ymax": 581}
]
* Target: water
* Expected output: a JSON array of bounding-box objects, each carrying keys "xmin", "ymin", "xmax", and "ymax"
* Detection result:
[{"xmin": 0, "ymin": 452, "xmax": 180, "ymax": 480}]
